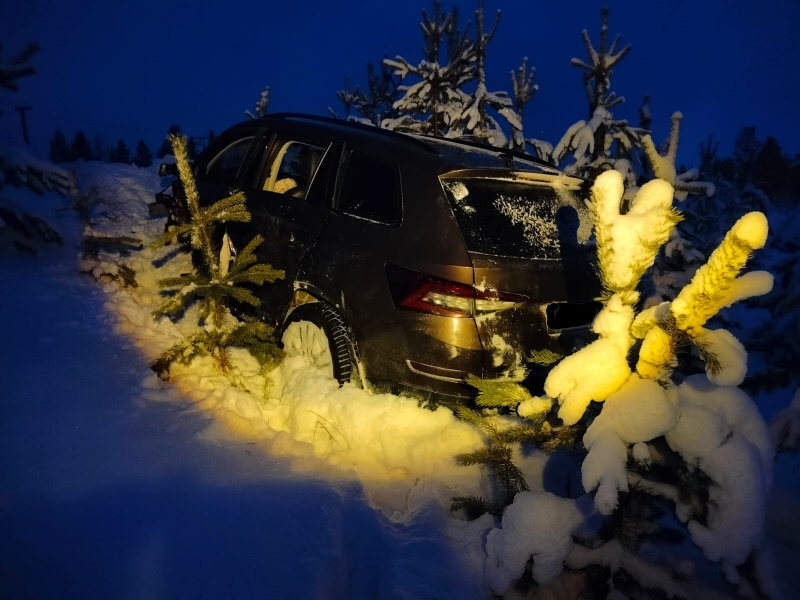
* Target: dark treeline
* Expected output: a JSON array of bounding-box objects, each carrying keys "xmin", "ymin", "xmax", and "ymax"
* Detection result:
[{"xmin": 47, "ymin": 125, "xmax": 216, "ymax": 167}]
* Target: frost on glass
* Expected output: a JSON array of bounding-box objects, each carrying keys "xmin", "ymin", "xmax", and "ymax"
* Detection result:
[{"xmin": 441, "ymin": 176, "xmax": 592, "ymax": 260}]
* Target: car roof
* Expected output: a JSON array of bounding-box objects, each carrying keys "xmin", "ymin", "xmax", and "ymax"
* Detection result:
[{"xmin": 224, "ymin": 113, "xmax": 565, "ymax": 176}]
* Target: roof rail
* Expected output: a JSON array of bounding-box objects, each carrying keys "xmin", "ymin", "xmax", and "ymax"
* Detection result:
[
  {"xmin": 263, "ymin": 113, "xmax": 440, "ymax": 154},
  {"xmin": 261, "ymin": 113, "xmax": 557, "ymax": 168},
  {"xmin": 417, "ymin": 134, "xmax": 556, "ymax": 169}
]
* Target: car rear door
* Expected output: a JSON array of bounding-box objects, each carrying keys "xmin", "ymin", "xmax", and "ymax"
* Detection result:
[{"xmin": 226, "ymin": 128, "xmax": 338, "ymax": 326}]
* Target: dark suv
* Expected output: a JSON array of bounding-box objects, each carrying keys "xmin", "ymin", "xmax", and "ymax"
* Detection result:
[{"xmin": 157, "ymin": 114, "xmax": 601, "ymax": 404}]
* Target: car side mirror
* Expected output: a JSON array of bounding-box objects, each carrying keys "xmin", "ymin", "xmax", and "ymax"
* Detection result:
[{"xmin": 158, "ymin": 162, "xmax": 178, "ymax": 177}]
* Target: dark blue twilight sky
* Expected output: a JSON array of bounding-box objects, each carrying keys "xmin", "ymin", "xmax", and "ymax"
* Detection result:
[{"xmin": 1, "ymin": 0, "xmax": 799, "ymax": 166}]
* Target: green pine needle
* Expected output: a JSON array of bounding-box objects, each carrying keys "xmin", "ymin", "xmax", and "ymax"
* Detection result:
[
  {"xmin": 451, "ymin": 495, "xmax": 498, "ymax": 519},
  {"xmin": 529, "ymin": 349, "xmax": 564, "ymax": 366},
  {"xmin": 465, "ymin": 375, "xmax": 533, "ymax": 408}
]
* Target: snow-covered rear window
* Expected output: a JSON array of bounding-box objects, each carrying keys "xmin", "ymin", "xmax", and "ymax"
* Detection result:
[{"xmin": 441, "ymin": 177, "xmax": 592, "ymax": 260}]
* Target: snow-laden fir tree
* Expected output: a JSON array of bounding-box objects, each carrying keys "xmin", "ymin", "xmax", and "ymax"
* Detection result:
[
  {"xmin": 456, "ymin": 169, "xmax": 777, "ymax": 597},
  {"xmin": 382, "ymin": 0, "xmax": 521, "ymax": 145},
  {"xmin": 332, "ymin": 77, "xmax": 359, "ymax": 119},
  {"xmin": 640, "ymin": 112, "xmax": 715, "ymax": 305},
  {"xmin": 508, "ymin": 57, "xmax": 540, "ymax": 152},
  {"xmin": 245, "ymin": 86, "xmax": 270, "ymax": 119},
  {"xmin": 356, "ymin": 60, "xmax": 402, "ymax": 125},
  {"xmin": 150, "ymin": 134, "xmax": 284, "ymax": 376},
  {"xmin": 331, "ymin": 61, "xmax": 402, "ymax": 125},
  {"xmin": 382, "ymin": 0, "xmax": 469, "ymax": 136},
  {"xmin": 448, "ymin": 0, "xmax": 522, "ymax": 146},
  {"xmin": 547, "ymin": 8, "xmax": 647, "ymax": 181}
]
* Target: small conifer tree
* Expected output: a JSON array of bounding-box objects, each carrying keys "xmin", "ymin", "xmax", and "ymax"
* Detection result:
[
  {"xmin": 245, "ymin": 86, "xmax": 270, "ymax": 119},
  {"xmin": 132, "ymin": 139, "xmax": 153, "ymax": 168},
  {"xmin": 456, "ymin": 170, "xmax": 774, "ymax": 596},
  {"xmin": 108, "ymin": 139, "xmax": 131, "ymax": 164},
  {"xmin": 70, "ymin": 131, "xmax": 93, "ymax": 161},
  {"xmin": 49, "ymin": 129, "xmax": 72, "ymax": 163},
  {"xmin": 157, "ymin": 124, "xmax": 182, "ymax": 158},
  {"xmin": 93, "ymin": 134, "xmax": 111, "ymax": 162},
  {"xmin": 150, "ymin": 135, "xmax": 285, "ymax": 376}
]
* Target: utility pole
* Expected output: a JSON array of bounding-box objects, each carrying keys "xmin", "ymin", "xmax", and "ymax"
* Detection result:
[{"xmin": 15, "ymin": 106, "xmax": 32, "ymax": 144}]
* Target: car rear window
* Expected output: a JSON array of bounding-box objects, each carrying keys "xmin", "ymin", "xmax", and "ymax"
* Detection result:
[
  {"xmin": 441, "ymin": 176, "xmax": 593, "ymax": 260},
  {"xmin": 337, "ymin": 151, "xmax": 401, "ymax": 226},
  {"xmin": 206, "ymin": 137, "xmax": 254, "ymax": 184}
]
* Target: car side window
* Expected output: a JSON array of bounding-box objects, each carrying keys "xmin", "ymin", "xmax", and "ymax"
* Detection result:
[
  {"xmin": 337, "ymin": 151, "xmax": 402, "ymax": 226},
  {"xmin": 262, "ymin": 141, "xmax": 326, "ymax": 199},
  {"xmin": 205, "ymin": 137, "xmax": 254, "ymax": 184}
]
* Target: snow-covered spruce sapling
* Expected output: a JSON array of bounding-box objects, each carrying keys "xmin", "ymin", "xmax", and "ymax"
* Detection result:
[
  {"xmin": 508, "ymin": 57, "xmax": 538, "ymax": 151},
  {"xmin": 450, "ymin": 0, "xmax": 522, "ymax": 147},
  {"xmin": 149, "ymin": 134, "xmax": 284, "ymax": 376},
  {"xmin": 382, "ymin": 0, "xmax": 521, "ymax": 145},
  {"xmin": 550, "ymin": 8, "xmax": 646, "ymax": 181},
  {"xmin": 642, "ymin": 112, "xmax": 716, "ymax": 202},
  {"xmin": 637, "ymin": 113, "xmax": 714, "ymax": 305},
  {"xmin": 453, "ymin": 378, "xmax": 578, "ymax": 517},
  {"xmin": 548, "ymin": 179, "xmax": 772, "ymax": 588},
  {"xmin": 457, "ymin": 170, "xmax": 776, "ymax": 595},
  {"xmin": 383, "ymin": 0, "xmax": 466, "ymax": 136},
  {"xmin": 245, "ymin": 86, "xmax": 270, "ymax": 120},
  {"xmin": 331, "ymin": 62, "xmax": 402, "ymax": 126}
]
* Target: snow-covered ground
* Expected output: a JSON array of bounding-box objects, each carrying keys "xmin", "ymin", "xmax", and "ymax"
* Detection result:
[
  {"xmin": 1, "ymin": 158, "xmax": 799, "ymax": 598},
  {"xmin": 0, "ymin": 166, "xmax": 491, "ymax": 599}
]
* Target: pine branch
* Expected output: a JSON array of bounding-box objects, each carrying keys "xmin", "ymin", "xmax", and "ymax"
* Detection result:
[
  {"xmin": 451, "ymin": 495, "xmax": 498, "ymax": 518},
  {"xmin": 529, "ymin": 348, "xmax": 563, "ymax": 366},
  {"xmin": 221, "ymin": 284, "xmax": 261, "ymax": 307},
  {"xmin": 455, "ymin": 447, "xmax": 496, "ymax": 466},
  {"xmin": 150, "ymin": 222, "xmax": 193, "ymax": 248},
  {"xmin": 157, "ymin": 273, "xmax": 202, "ymax": 288},
  {"xmin": 466, "ymin": 374, "xmax": 533, "ymax": 408},
  {"xmin": 205, "ymin": 191, "xmax": 251, "ymax": 223},
  {"xmin": 227, "ymin": 263, "xmax": 285, "ymax": 286},
  {"xmin": 150, "ymin": 331, "xmax": 208, "ymax": 377}
]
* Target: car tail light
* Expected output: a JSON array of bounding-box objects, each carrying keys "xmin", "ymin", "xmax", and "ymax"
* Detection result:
[{"xmin": 386, "ymin": 263, "xmax": 527, "ymax": 318}]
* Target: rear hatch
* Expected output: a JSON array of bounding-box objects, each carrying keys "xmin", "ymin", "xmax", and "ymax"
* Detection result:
[{"xmin": 440, "ymin": 170, "xmax": 602, "ymax": 387}]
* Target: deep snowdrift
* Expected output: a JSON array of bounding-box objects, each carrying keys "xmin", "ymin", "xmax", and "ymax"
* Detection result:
[{"xmin": 2, "ymin": 157, "xmax": 799, "ymax": 599}]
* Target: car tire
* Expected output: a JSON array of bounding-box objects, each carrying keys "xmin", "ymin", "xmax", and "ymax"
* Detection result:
[{"xmin": 281, "ymin": 302, "xmax": 361, "ymax": 387}]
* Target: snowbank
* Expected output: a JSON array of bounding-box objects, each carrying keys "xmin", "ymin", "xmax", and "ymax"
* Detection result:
[{"xmin": 74, "ymin": 161, "xmax": 495, "ymax": 539}]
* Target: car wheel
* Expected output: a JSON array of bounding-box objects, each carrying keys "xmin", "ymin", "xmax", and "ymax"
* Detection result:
[{"xmin": 281, "ymin": 302, "xmax": 360, "ymax": 387}]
